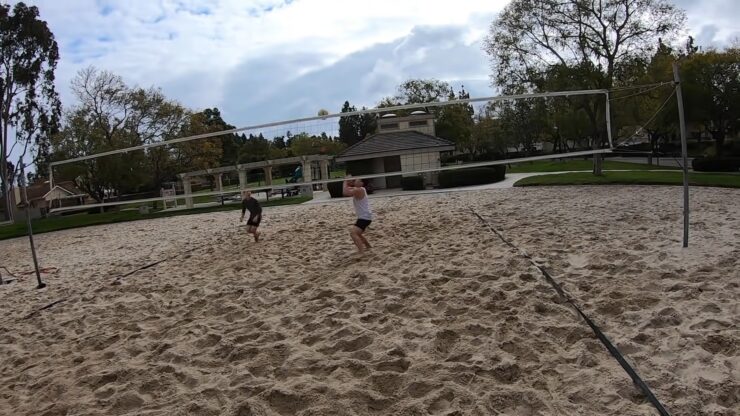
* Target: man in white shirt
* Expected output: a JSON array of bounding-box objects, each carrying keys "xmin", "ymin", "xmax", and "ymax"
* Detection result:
[{"xmin": 343, "ymin": 178, "xmax": 372, "ymax": 252}]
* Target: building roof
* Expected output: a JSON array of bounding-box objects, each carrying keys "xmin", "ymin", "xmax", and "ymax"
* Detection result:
[
  {"xmin": 2, "ymin": 181, "xmax": 87, "ymax": 208},
  {"xmin": 43, "ymin": 182, "xmax": 87, "ymax": 200},
  {"xmin": 23, "ymin": 181, "xmax": 54, "ymax": 202},
  {"xmin": 336, "ymin": 131, "xmax": 455, "ymax": 162}
]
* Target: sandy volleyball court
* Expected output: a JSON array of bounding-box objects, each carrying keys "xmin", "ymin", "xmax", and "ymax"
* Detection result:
[{"xmin": 1, "ymin": 187, "xmax": 737, "ymax": 415}]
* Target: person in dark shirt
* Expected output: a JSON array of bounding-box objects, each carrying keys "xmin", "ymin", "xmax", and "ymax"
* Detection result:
[{"xmin": 240, "ymin": 190, "xmax": 262, "ymax": 242}]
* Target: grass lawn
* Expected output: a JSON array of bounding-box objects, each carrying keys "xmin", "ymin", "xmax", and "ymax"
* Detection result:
[
  {"xmin": 507, "ymin": 159, "xmax": 678, "ymax": 173},
  {"xmin": 0, "ymin": 196, "xmax": 311, "ymax": 241},
  {"xmin": 514, "ymin": 171, "xmax": 740, "ymax": 188},
  {"xmin": 330, "ymin": 169, "xmax": 346, "ymax": 178}
]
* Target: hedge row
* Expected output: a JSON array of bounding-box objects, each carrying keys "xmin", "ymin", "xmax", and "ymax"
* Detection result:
[
  {"xmin": 401, "ymin": 176, "xmax": 424, "ymax": 191},
  {"xmin": 327, "ymin": 166, "xmax": 506, "ymax": 195},
  {"xmin": 692, "ymin": 157, "xmax": 740, "ymax": 172},
  {"xmin": 438, "ymin": 166, "xmax": 506, "ymax": 188}
]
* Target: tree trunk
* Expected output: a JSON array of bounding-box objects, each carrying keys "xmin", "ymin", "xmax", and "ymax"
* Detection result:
[
  {"xmin": 712, "ymin": 129, "xmax": 726, "ymax": 157},
  {"xmin": 1, "ymin": 147, "xmax": 13, "ymax": 223},
  {"xmin": 583, "ymin": 104, "xmax": 602, "ymax": 176},
  {"xmin": 0, "ymin": 159, "xmax": 10, "ymax": 222},
  {"xmin": 592, "ymin": 136, "xmax": 603, "ymax": 175}
]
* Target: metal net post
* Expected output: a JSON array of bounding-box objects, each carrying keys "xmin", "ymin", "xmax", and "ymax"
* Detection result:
[{"xmin": 19, "ymin": 162, "xmax": 46, "ymax": 289}]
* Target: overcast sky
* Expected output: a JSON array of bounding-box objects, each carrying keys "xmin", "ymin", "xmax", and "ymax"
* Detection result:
[{"xmin": 7, "ymin": 0, "xmax": 740, "ymax": 165}]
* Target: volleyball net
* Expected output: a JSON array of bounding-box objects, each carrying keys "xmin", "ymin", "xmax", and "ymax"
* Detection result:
[{"xmin": 47, "ymin": 88, "xmax": 622, "ymax": 214}]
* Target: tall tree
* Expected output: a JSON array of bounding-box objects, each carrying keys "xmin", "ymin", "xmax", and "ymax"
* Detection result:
[
  {"xmin": 436, "ymin": 87, "xmax": 474, "ymax": 145},
  {"xmin": 396, "ymin": 79, "xmax": 452, "ymax": 105},
  {"xmin": 485, "ymin": 0, "xmax": 685, "ymax": 173},
  {"xmin": 238, "ymin": 133, "xmax": 271, "ymax": 163},
  {"xmin": 171, "ymin": 111, "xmax": 223, "ymax": 174},
  {"xmin": 273, "ymin": 135, "xmax": 286, "ymax": 149},
  {"xmin": 358, "ymin": 108, "xmax": 377, "ymax": 139},
  {"xmin": 494, "ymin": 98, "xmax": 548, "ymax": 156},
  {"xmin": 338, "ymin": 101, "xmax": 360, "ymax": 146},
  {"xmin": 53, "ymin": 67, "xmax": 188, "ymax": 202},
  {"xmin": 288, "ymin": 132, "xmax": 345, "ymax": 156},
  {"xmin": 338, "ymin": 101, "xmax": 377, "ymax": 146},
  {"xmin": 616, "ymin": 39, "xmax": 678, "ymax": 157},
  {"xmin": 0, "ymin": 2, "xmax": 61, "ymax": 221},
  {"xmin": 201, "ymin": 107, "xmax": 240, "ymax": 165},
  {"xmin": 379, "ymin": 79, "xmax": 454, "ymax": 117},
  {"xmin": 681, "ymin": 47, "xmax": 740, "ymax": 156}
]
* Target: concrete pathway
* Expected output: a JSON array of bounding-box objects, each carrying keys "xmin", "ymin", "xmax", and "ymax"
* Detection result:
[
  {"xmin": 304, "ymin": 169, "xmax": 681, "ymax": 205},
  {"xmin": 610, "ymin": 156, "xmax": 692, "ymax": 168}
]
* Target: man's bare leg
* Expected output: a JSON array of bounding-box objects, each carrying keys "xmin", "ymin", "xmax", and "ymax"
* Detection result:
[
  {"xmin": 359, "ymin": 233, "xmax": 371, "ymax": 249},
  {"xmin": 246, "ymin": 225, "xmax": 260, "ymax": 242},
  {"xmin": 349, "ymin": 226, "xmax": 365, "ymax": 252}
]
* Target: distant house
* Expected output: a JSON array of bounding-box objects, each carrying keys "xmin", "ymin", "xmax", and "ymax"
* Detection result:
[
  {"xmin": 335, "ymin": 111, "xmax": 455, "ymax": 189},
  {"xmin": 0, "ymin": 180, "xmax": 91, "ymax": 221}
]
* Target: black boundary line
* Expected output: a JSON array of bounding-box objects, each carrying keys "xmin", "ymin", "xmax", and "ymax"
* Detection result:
[
  {"xmin": 23, "ymin": 242, "xmax": 213, "ymax": 320},
  {"xmin": 24, "ymin": 299, "xmax": 66, "ymax": 320},
  {"xmin": 114, "ymin": 242, "xmax": 211, "ymax": 282},
  {"xmin": 469, "ymin": 207, "xmax": 672, "ymax": 416}
]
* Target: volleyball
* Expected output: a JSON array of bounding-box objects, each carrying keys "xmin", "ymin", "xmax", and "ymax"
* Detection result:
[{"xmin": 318, "ymin": 109, "xmax": 329, "ymax": 118}]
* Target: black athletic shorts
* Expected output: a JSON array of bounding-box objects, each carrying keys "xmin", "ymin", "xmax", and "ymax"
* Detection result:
[
  {"xmin": 354, "ymin": 218, "xmax": 372, "ymax": 231},
  {"xmin": 247, "ymin": 213, "xmax": 262, "ymax": 227}
]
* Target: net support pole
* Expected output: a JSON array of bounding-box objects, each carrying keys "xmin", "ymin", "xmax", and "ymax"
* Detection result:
[
  {"xmin": 605, "ymin": 91, "xmax": 614, "ymax": 148},
  {"xmin": 20, "ymin": 163, "xmax": 46, "ymax": 289},
  {"xmin": 673, "ymin": 61, "xmax": 690, "ymax": 248},
  {"xmin": 48, "ymin": 163, "xmax": 55, "ymax": 211}
]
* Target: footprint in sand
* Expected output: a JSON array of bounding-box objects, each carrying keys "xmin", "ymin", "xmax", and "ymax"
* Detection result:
[
  {"xmin": 645, "ymin": 307, "xmax": 682, "ymax": 328},
  {"xmin": 700, "ymin": 334, "xmax": 737, "ymax": 355},
  {"xmin": 374, "ymin": 358, "xmax": 410, "ymax": 373},
  {"xmin": 370, "ymin": 372, "xmax": 406, "ymax": 396},
  {"xmin": 427, "ymin": 390, "xmax": 455, "ymax": 414},
  {"xmin": 265, "ymin": 389, "xmax": 309, "ymax": 416},
  {"xmin": 689, "ymin": 318, "xmax": 733, "ymax": 331},
  {"xmin": 433, "ymin": 330, "xmax": 460, "ymax": 355}
]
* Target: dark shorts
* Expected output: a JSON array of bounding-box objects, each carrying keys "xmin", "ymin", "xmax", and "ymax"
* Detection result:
[
  {"xmin": 247, "ymin": 213, "xmax": 261, "ymax": 227},
  {"xmin": 354, "ymin": 218, "xmax": 372, "ymax": 231}
]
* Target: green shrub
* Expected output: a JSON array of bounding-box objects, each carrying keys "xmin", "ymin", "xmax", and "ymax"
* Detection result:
[
  {"xmin": 441, "ymin": 154, "xmax": 472, "ymax": 165},
  {"xmin": 401, "ymin": 176, "xmax": 424, "ymax": 191},
  {"xmin": 727, "ymin": 142, "xmax": 740, "ymax": 157},
  {"xmin": 692, "ymin": 157, "xmax": 740, "ymax": 172},
  {"xmin": 438, "ymin": 166, "xmax": 506, "ymax": 188}
]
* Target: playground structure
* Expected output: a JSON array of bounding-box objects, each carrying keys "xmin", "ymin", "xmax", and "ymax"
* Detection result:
[
  {"xmin": 177, "ymin": 155, "xmax": 332, "ymax": 208},
  {"xmin": 160, "ymin": 185, "xmax": 178, "ymax": 210}
]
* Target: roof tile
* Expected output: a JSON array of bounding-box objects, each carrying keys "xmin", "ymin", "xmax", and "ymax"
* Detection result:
[{"xmin": 338, "ymin": 131, "xmax": 454, "ymax": 159}]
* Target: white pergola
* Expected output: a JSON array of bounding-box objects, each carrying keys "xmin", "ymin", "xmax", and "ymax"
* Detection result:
[{"xmin": 177, "ymin": 155, "xmax": 332, "ymax": 208}]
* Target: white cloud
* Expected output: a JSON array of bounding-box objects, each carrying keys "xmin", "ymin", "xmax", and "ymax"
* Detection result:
[
  {"xmin": 672, "ymin": 0, "xmax": 740, "ymax": 47},
  {"xmin": 18, "ymin": 0, "xmax": 505, "ymax": 109},
  {"xmin": 8, "ymin": 0, "xmax": 739, "ymax": 133}
]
